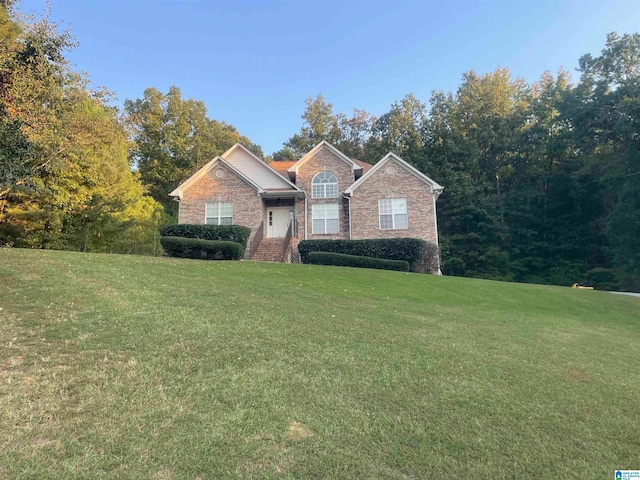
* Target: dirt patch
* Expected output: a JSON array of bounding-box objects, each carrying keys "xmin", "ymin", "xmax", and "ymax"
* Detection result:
[
  {"xmin": 563, "ymin": 368, "xmax": 589, "ymax": 383},
  {"xmin": 153, "ymin": 466, "xmax": 174, "ymax": 479},
  {"xmin": 0, "ymin": 355, "xmax": 24, "ymax": 371},
  {"xmin": 287, "ymin": 420, "xmax": 313, "ymax": 441}
]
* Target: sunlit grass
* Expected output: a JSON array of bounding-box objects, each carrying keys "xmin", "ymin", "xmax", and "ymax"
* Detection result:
[{"xmin": 1, "ymin": 248, "xmax": 639, "ymax": 478}]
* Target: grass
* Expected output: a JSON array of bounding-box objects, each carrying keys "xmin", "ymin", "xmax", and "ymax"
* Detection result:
[{"xmin": 1, "ymin": 248, "xmax": 639, "ymax": 479}]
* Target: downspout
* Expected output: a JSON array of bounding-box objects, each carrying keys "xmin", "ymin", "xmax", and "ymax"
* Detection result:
[
  {"xmin": 433, "ymin": 190, "xmax": 442, "ymax": 275},
  {"xmin": 432, "ymin": 192, "xmax": 439, "ymax": 248},
  {"xmin": 174, "ymin": 196, "xmax": 181, "ymax": 223},
  {"xmin": 345, "ymin": 193, "xmax": 352, "ymax": 240},
  {"xmin": 304, "ymin": 195, "xmax": 308, "ymax": 240}
]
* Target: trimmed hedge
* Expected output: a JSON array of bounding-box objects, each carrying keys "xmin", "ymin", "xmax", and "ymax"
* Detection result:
[
  {"xmin": 307, "ymin": 252, "xmax": 409, "ymax": 272},
  {"xmin": 160, "ymin": 237, "xmax": 244, "ymax": 260},
  {"xmin": 299, "ymin": 238, "xmax": 437, "ymax": 272},
  {"xmin": 160, "ymin": 224, "xmax": 251, "ymax": 249}
]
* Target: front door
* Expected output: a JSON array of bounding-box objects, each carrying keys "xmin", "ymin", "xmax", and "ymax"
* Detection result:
[{"xmin": 266, "ymin": 208, "xmax": 293, "ymax": 238}]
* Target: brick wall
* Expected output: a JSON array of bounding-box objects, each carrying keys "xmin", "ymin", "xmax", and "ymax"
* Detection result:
[
  {"xmin": 178, "ymin": 164, "xmax": 263, "ymax": 246},
  {"xmin": 294, "ymin": 145, "xmax": 355, "ymax": 240},
  {"xmin": 173, "ymin": 147, "xmax": 441, "ymax": 267},
  {"xmin": 350, "ymin": 158, "xmax": 439, "ymax": 245}
]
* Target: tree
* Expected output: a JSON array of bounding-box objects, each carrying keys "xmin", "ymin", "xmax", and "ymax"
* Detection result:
[
  {"xmin": 270, "ymin": 146, "xmax": 298, "ymax": 161},
  {"xmin": 366, "ymin": 93, "xmax": 427, "ymax": 165},
  {"xmin": 0, "ymin": 6, "xmax": 164, "ymax": 253},
  {"xmin": 282, "ymin": 94, "xmax": 374, "ymax": 159},
  {"xmin": 423, "ymin": 70, "xmax": 528, "ymax": 278},
  {"xmin": 0, "ymin": 5, "xmax": 72, "ymax": 200},
  {"xmin": 125, "ymin": 86, "xmax": 261, "ymax": 215},
  {"xmin": 284, "ymin": 94, "xmax": 341, "ymax": 156},
  {"xmin": 575, "ymin": 33, "xmax": 640, "ymax": 288}
]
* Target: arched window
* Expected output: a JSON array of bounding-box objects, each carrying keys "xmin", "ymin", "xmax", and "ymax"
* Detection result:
[{"xmin": 312, "ymin": 171, "xmax": 338, "ymax": 198}]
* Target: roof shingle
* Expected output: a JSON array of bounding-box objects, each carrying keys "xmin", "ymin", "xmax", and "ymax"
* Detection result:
[{"xmin": 269, "ymin": 160, "xmax": 297, "ymax": 176}]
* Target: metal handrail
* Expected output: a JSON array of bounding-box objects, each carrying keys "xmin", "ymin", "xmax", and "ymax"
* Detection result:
[
  {"xmin": 248, "ymin": 221, "xmax": 264, "ymax": 259},
  {"xmin": 281, "ymin": 220, "xmax": 293, "ymax": 262}
]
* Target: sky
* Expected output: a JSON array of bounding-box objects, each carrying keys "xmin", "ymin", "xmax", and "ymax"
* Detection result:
[{"xmin": 16, "ymin": 0, "xmax": 640, "ymax": 156}]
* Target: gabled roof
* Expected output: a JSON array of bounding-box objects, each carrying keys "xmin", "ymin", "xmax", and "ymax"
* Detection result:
[
  {"xmin": 170, "ymin": 143, "xmax": 304, "ymax": 199},
  {"xmin": 288, "ymin": 141, "xmax": 363, "ymax": 174},
  {"xmin": 344, "ymin": 152, "xmax": 444, "ymax": 195},
  {"xmin": 221, "ymin": 142, "xmax": 255, "ymax": 160},
  {"xmin": 222, "ymin": 143, "xmax": 301, "ymax": 192},
  {"xmin": 169, "ymin": 156, "xmax": 264, "ymax": 199}
]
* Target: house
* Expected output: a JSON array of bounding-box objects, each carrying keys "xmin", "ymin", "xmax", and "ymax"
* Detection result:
[{"xmin": 169, "ymin": 141, "xmax": 444, "ymax": 266}]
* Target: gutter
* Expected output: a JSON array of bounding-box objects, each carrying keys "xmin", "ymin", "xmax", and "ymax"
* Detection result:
[
  {"xmin": 304, "ymin": 195, "xmax": 308, "ymax": 240},
  {"xmin": 261, "ymin": 189, "xmax": 305, "ymax": 199},
  {"xmin": 344, "ymin": 193, "xmax": 352, "ymax": 240},
  {"xmin": 433, "ymin": 191, "xmax": 443, "ymax": 275}
]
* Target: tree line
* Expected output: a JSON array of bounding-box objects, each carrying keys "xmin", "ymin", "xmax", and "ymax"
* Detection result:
[
  {"xmin": 272, "ymin": 35, "xmax": 640, "ymax": 291},
  {"xmin": 1, "ymin": 4, "xmax": 637, "ymax": 289}
]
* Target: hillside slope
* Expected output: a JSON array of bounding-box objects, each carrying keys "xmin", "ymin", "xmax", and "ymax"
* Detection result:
[{"xmin": 1, "ymin": 249, "xmax": 639, "ymax": 478}]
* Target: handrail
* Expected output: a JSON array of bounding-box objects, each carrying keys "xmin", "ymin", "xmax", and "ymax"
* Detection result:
[
  {"xmin": 248, "ymin": 221, "xmax": 264, "ymax": 259},
  {"xmin": 281, "ymin": 220, "xmax": 293, "ymax": 262}
]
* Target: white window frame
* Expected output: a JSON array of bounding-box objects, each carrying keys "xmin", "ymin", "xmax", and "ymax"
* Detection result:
[
  {"xmin": 205, "ymin": 201, "xmax": 233, "ymax": 225},
  {"xmin": 312, "ymin": 171, "xmax": 339, "ymax": 199},
  {"xmin": 378, "ymin": 198, "xmax": 408, "ymax": 230},
  {"xmin": 312, "ymin": 203, "xmax": 339, "ymax": 234}
]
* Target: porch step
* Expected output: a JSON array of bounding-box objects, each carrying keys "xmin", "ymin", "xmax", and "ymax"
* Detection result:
[{"xmin": 251, "ymin": 238, "xmax": 285, "ymax": 262}]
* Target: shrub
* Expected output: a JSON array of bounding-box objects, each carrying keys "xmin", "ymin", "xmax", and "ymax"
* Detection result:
[
  {"xmin": 160, "ymin": 237, "xmax": 244, "ymax": 260},
  {"xmin": 160, "ymin": 224, "xmax": 251, "ymax": 248},
  {"xmin": 412, "ymin": 241, "xmax": 441, "ymax": 274},
  {"xmin": 298, "ymin": 238, "xmax": 438, "ymax": 273},
  {"xmin": 307, "ymin": 252, "xmax": 409, "ymax": 272},
  {"xmin": 585, "ymin": 267, "xmax": 620, "ymax": 291}
]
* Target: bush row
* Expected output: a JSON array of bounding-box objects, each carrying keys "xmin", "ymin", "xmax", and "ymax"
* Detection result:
[
  {"xmin": 160, "ymin": 237, "xmax": 244, "ymax": 260},
  {"xmin": 307, "ymin": 252, "xmax": 409, "ymax": 272},
  {"xmin": 160, "ymin": 224, "xmax": 251, "ymax": 248},
  {"xmin": 298, "ymin": 238, "xmax": 438, "ymax": 273}
]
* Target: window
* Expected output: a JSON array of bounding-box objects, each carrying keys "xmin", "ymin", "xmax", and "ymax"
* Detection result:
[
  {"xmin": 312, "ymin": 171, "xmax": 338, "ymax": 198},
  {"xmin": 379, "ymin": 198, "xmax": 407, "ymax": 230},
  {"xmin": 205, "ymin": 202, "xmax": 233, "ymax": 225},
  {"xmin": 312, "ymin": 204, "xmax": 339, "ymax": 234}
]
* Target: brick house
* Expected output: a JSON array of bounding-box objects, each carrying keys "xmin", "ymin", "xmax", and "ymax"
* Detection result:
[{"xmin": 169, "ymin": 141, "xmax": 444, "ymax": 267}]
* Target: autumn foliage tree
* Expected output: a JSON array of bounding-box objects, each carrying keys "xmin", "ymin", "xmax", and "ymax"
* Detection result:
[{"xmin": 0, "ymin": 6, "xmax": 164, "ymax": 253}]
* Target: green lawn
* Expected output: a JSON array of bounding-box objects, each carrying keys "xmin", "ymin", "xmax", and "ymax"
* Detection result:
[{"xmin": 1, "ymin": 249, "xmax": 639, "ymax": 479}]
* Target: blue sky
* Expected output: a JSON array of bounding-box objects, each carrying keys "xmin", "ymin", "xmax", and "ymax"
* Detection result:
[{"xmin": 16, "ymin": 0, "xmax": 640, "ymax": 155}]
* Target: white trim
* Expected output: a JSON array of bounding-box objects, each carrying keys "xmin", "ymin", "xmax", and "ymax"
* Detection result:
[
  {"xmin": 288, "ymin": 140, "xmax": 363, "ymax": 174},
  {"xmin": 304, "ymin": 196, "xmax": 308, "ymax": 240},
  {"xmin": 433, "ymin": 193, "xmax": 442, "ymax": 275},
  {"xmin": 311, "ymin": 203, "xmax": 340, "ymax": 234},
  {"xmin": 205, "ymin": 201, "xmax": 234, "ymax": 225},
  {"xmin": 266, "ymin": 206, "xmax": 292, "ymax": 238},
  {"xmin": 223, "ymin": 143, "xmax": 304, "ymax": 193},
  {"xmin": 221, "ymin": 142, "xmax": 256, "ymax": 160},
  {"xmin": 344, "ymin": 152, "xmax": 444, "ymax": 195},
  {"xmin": 346, "ymin": 194, "xmax": 352, "ymax": 239},
  {"xmin": 261, "ymin": 190, "xmax": 306, "ymax": 199},
  {"xmin": 169, "ymin": 156, "xmax": 264, "ymax": 199},
  {"xmin": 311, "ymin": 171, "xmax": 339, "ymax": 199},
  {"xmin": 378, "ymin": 198, "xmax": 408, "ymax": 230},
  {"xmin": 432, "ymin": 194, "xmax": 439, "ymax": 247}
]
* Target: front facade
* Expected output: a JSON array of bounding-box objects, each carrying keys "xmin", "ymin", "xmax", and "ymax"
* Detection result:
[{"xmin": 169, "ymin": 141, "xmax": 443, "ymax": 266}]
